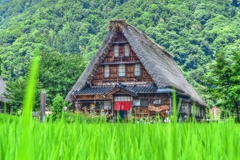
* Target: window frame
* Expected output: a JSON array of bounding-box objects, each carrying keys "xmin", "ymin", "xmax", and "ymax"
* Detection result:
[
  {"xmin": 124, "ymin": 44, "xmax": 130, "ymax": 57},
  {"xmin": 150, "ymin": 99, "xmax": 162, "ymax": 105},
  {"xmin": 115, "ymin": 96, "xmax": 131, "ymax": 101},
  {"xmin": 114, "ymin": 45, "xmax": 119, "ymax": 57},
  {"xmin": 133, "ymin": 99, "xmax": 148, "ymax": 107},
  {"xmin": 133, "ymin": 99, "xmax": 140, "ymax": 106},
  {"xmin": 104, "ymin": 65, "xmax": 110, "ymax": 78},
  {"xmin": 134, "ymin": 64, "xmax": 141, "ymax": 76},
  {"xmin": 118, "ymin": 64, "xmax": 126, "ymax": 77}
]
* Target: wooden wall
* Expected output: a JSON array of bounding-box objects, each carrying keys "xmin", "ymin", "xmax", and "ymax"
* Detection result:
[{"xmin": 92, "ymin": 32, "xmax": 153, "ymax": 85}]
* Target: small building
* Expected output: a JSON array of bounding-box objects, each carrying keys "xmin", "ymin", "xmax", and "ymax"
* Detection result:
[
  {"xmin": 210, "ymin": 107, "xmax": 221, "ymax": 120},
  {"xmin": 0, "ymin": 76, "xmax": 7, "ymax": 113},
  {"xmin": 65, "ymin": 20, "xmax": 207, "ymax": 121}
]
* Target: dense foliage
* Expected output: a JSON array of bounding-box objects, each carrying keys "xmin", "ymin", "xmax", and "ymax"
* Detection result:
[
  {"xmin": 0, "ymin": 0, "xmax": 239, "ymax": 112},
  {"xmin": 50, "ymin": 93, "xmax": 68, "ymax": 120},
  {"xmin": 4, "ymin": 51, "xmax": 87, "ymax": 112},
  {"xmin": 202, "ymin": 51, "xmax": 240, "ymax": 118},
  {"xmin": 1, "ymin": 1, "xmax": 240, "ymax": 78}
]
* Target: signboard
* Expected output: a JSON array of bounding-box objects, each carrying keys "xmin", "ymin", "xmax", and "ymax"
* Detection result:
[{"xmin": 148, "ymin": 105, "xmax": 169, "ymax": 112}]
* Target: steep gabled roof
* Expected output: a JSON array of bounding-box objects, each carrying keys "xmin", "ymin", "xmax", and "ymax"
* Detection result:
[{"xmin": 66, "ymin": 20, "xmax": 206, "ymax": 106}]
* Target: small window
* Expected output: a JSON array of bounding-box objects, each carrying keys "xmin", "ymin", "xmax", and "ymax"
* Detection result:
[
  {"xmin": 104, "ymin": 101, "xmax": 111, "ymax": 110},
  {"xmin": 180, "ymin": 105, "xmax": 187, "ymax": 113},
  {"xmin": 188, "ymin": 105, "xmax": 191, "ymax": 114},
  {"xmin": 96, "ymin": 102, "xmax": 104, "ymax": 109},
  {"xmin": 114, "ymin": 45, "xmax": 119, "ymax": 57},
  {"xmin": 118, "ymin": 64, "xmax": 125, "ymax": 77},
  {"xmin": 124, "ymin": 44, "xmax": 130, "ymax": 57},
  {"xmin": 141, "ymin": 99, "xmax": 148, "ymax": 106},
  {"xmin": 104, "ymin": 65, "xmax": 109, "ymax": 78},
  {"xmin": 150, "ymin": 99, "xmax": 161, "ymax": 105},
  {"xmin": 133, "ymin": 99, "xmax": 148, "ymax": 106},
  {"xmin": 133, "ymin": 99, "xmax": 140, "ymax": 106},
  {"xmin": 134, "ymin": 64, "xmax": 141, "ymax": 76},
  {"xmin": 196, "ymin": 107, "xmax": 200, "ymax": 116},
  {"xmin": 115, "ymin": 96, "xmax": 131, "ymax": 101},
  {"xmin": 200, "ymin": 107, "xmax": 203, "ymax": 116}
]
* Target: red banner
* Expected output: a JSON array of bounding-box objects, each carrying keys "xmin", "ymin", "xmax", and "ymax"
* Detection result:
[{"xmin": 114, "ymin": 101, "xmax": 131, "ymax": 110}]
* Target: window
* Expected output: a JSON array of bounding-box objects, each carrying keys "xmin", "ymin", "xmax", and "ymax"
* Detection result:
[
  {"xmin": 141, "ymin": 99, "xmax": 148, "ymax": 106},
  {"xmin": 196, "ymin": 107, "xmax": 200, "ymax": 116},
  {"xmin": 150, "ymin": 99, "xmax": 161, "ymax": 105},
  {"xmin": 124, "ymin": 44, "xmax": 130, "ymax": 57},
  {"xmin": 96, "ymin": 102, "xmax": 104, "ymax": 109},
  {"xmin": 115, "ymin": 96, "xmax": 131, "ymax": 101},
  {"xmin": 104, "ymin": 101, "xmax": 111, "ymax": 110},
  {"xmin": 180, "ymin": 105, "xmax": 187, "ymax": 113},
  {"xmin": 188, "ymin": 105, "xmax": 191, "ymax": 114},
  {"xmin": 134, "ymin": 64, "xmax": 141, "ymax": 76},
  {"xmin": 104, "ymin": 65, "xmax": 109, "ymax": 78},
  {"xmin": 133, "ymin": 99, "xmax": 140, "ymax": 106},
  {"xmin": 114, "ymin": 45, "xmax": 119, "ymax": 57},
  {"xmin": 200, "ymin": 107, "xmax": 204, "ymax": 116},
  {"xmin": 118, "ymin": 64, "xmax": 125, "ymax": 77},
  {"xmin": 133, "ymin": 99, "xmax": 148, "ymax": 107}
]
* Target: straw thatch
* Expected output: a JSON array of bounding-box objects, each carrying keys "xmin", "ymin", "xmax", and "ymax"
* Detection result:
[
  {"xmin": 66, "ymin": 20, "xmax": 206, "ymax": 106},
  {"xmin": 0, "ymin": 76, "xmax": 7, "ymax": 103}
]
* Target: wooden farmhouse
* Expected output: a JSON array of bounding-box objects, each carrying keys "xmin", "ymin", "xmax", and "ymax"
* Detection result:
[{"xmin": 66, "ymin": 20, "xmax": 207, "ymax": 121}]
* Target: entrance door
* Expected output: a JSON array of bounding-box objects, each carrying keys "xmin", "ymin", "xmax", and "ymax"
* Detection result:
[
  {"xmin": 114, "ymin": 96, "xmax": 131, "ymax": 120},
  {"xmin": 114, "ymin": 96, "xmax": 131, "ymax": 111}
]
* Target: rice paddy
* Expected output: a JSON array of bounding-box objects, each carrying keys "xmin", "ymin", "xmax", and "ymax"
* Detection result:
[{"xmin": 0, "ymin": 116, "xmax": 240, "ymax": 160}]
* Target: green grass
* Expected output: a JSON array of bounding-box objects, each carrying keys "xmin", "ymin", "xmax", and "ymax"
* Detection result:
[
  {"xmin": 1, "ymin": 47, "xmax": 240, "ymax": 160},
  {"xmin": 0, "ymin": 119, "xmax": 240, "ymax": 160}
]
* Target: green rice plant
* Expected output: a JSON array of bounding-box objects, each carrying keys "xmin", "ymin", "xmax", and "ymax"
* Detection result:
[
  {"xmin": 19, "ymin": 47, "xmax": 40, "ymax": 160},
  {"xmin": 1, "ymin": 119, "xmax": 240, "ymax": 160}
]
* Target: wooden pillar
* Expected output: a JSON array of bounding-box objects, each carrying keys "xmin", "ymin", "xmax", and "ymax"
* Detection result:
[
  {"xmin": 40, "ymin": 91, "xmax": 46, "ymax": 122},
  {"xmin": 111, "ymin": 97, "xmax": 114, "ymax": 121}
]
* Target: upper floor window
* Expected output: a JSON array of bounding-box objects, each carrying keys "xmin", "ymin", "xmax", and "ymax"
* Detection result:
[
  {"xmin": 104, "ymin": 65, "xmax": 109, "ymax": 78},
  {"xmin": 114, "ymin": 45, "xmax": 119, "ymax": 57},
  {"xmin": 124, "ymin": 44, "xmax": 130, "ymax": 57},
  {"xmin": 118, "ymin": 64, "xmax": 125, "ymax": 77},
  {"xmin": 134, "ymin": 64, "xmax": 141, "ymax": 76}
]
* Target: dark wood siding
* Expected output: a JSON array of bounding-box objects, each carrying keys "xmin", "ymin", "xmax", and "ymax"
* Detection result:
[{"xmin": 92, "ymin": 32, "xmax": 153, "ymax": 85}]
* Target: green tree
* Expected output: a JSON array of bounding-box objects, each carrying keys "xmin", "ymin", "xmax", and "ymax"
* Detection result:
[
  {"xmin": 4, "ymin": 77, "xmax": 27, "ymax": 113},
  {"xmin": 203, "ymin": 51, "xmax": 240, "ymax": 120},
  {"xmin": 50, "ymin": 94, "xmax": 67, "ymax": 120},
  {"xmin": 230, "ymin": 52, "xmax": 240, "ymax": 121},
  {"xmin": 38, "ymin": 51, "xmax": 88, "ymax": 105},
  {"xmin": 4, "ymin": 51, "xmax": 88, "ymax": 112}
]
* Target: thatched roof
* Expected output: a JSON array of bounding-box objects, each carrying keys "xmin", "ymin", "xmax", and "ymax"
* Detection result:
[
  {"xmin": 0, "ymin": 76, "xmax": 7, "ymax": 103},
  {"xmin": 66, "ymin": 20, "xmax": 206, "ymax": 106}
]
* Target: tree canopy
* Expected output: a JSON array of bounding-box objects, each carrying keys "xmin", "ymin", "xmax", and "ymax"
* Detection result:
[{"xmin": 202, "ymin": 51, "xmax": 240, "ymax": 118}]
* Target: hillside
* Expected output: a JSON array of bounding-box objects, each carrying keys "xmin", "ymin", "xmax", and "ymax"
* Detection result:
[
  {"xmin": 0, "ymin": 0, "xmax": 11, "ymax": 5},
  {"xmin": 0, "ymin": 0, "xmax": 239, "ymax": 106}
]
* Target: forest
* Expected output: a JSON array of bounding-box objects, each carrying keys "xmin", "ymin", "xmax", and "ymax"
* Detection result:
[{"xmin": 0, "ymin": 0, "xmax": 239, "ymax": 115}]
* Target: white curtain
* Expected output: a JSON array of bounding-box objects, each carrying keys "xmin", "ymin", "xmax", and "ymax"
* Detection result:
[
  {"xmin": 124, "ymin": 44, "xmax": 130, "ymax": 57},
  {"xmin": 114, "ymin": 45, "xmax": 119, "ymax": 57},
  {"xmin": 104, "ymin": 65, "xmax": 109, "ymax": 78},
  {"xmin": 118, "ymin": 64, "xmax": 125, "ymax": 77},
  {"xmin": 134, "ymin": 64, "xmax": 141, "ymax": 76}
]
